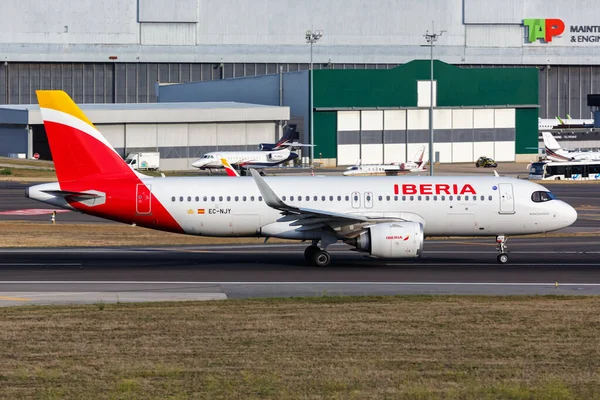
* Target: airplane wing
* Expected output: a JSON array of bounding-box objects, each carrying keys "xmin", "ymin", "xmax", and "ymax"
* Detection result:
[{"xmin": 250, "ymin": 169, "xmax": 405, "ymax": 235}]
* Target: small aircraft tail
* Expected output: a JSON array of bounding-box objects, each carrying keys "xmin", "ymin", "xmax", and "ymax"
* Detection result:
[
  {"xmin": 36, "ymin": 90, "xmax": 135, "ymax": 183},
  {"xmin": 414, "ymin": 146, "xmax": 427, "ymax": 171},
  {"xmin": 542, "ymin": 131, "xmax": 572, "ymax": 161},
  {"xmin": 221, "ymin": 158, "xmax": 240, "ymax": 177}
]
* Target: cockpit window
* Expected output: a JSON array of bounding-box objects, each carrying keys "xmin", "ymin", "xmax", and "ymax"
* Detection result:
[{"xmin": 531, "ymin": 191, "xmax": 556, "ymax": 202}]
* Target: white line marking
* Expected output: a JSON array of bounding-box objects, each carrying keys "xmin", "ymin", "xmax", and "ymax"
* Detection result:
[
  {"xmin": 0, "ymin": 263, "xmax": 82, "ymax": 266},
  {"xmin": 1, "ymin": 281, "xmax": 600, "ymax": 286}
]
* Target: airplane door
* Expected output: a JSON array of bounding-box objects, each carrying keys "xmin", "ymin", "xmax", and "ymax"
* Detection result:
[
  {"xmin": 136, "ymin": 184, "xmax": 152, "ymax": 214},
  {"xmin": 351, "ymin": 191, "xmax": 361, "ymax": 209},
  {"xmin": 498, "ymin": 183, "xmax": 515, "ymax": 214},
  {"xmin": 364, "ymin": 192, "xmax": 373, "ymax": 209}
]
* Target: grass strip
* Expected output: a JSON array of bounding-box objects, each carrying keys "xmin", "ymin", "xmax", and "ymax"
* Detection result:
[{"xmin": 0, "ymin": 296, "xmax": 599, "ymax": 399}]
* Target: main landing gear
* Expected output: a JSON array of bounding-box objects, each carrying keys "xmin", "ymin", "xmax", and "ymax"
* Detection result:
[
  {"xmin": 496, "ymin": 235, "xmax": 509, "ymax": 264},
  {"xmin": 304, "ymin": 235, "xmax": 337, "ymax": 267}
]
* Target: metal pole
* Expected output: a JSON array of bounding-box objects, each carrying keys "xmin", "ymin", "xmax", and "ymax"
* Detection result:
[
  {"xmin": 429, "ymin": 33, "xmax": 434, "ymax": 176},
  {"xmin": 310, "ymin": 42, "xmax": 314, "ymax": 167}
]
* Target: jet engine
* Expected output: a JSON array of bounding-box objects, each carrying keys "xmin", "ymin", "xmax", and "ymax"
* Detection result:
[
  {"xmin": 259, "ymin": 143, "xmax": 275, "ymax": 151},
  {"xmin": 267, "ymin": 152, "xmax": 288, "ymax": 161},
  {"xmin": 346, "ymin": 222, "xmax": 424, "ymax": 258}
]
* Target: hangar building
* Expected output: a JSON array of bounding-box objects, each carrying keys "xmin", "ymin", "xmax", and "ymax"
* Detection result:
[
  {"xmin": 0, "ymin": 102, "xmax": 289, "ymax": 170},
  {"xmin": 160, "ymin": 61, "xmax": 538, "ymax": 165},
  {"xmin": 1, "ymin": 0, "xmax": 600, "ymax": 163}
]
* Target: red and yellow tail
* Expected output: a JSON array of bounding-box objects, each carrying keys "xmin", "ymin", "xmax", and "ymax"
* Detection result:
[{"xmin": 36, "ymin": 90, "xmax": 133, "ymax": 183}]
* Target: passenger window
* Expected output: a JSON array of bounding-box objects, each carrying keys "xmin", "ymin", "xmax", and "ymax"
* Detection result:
[
  {"xmin": 259, "ymin": 196, "xmax": 263, "ymax": 201},
  {"xmin": 345, "ymin": 196, "xmax": 350, "ymax": 201},
  {"xmin": 394, "ymin": 196, "xmax": 398, "ymax": 201},
  {"xmin": 464, "ymin": 196, "xmax": 468, "ymax": 201},
  {"xmin": 226, "ymin": 196, "xmax": 231, "ymax": 201},
  {"xmin": 211, "ymin": 196, "xmax": 215, "ymax": 201},
  {"xmin": 243, "ymin": 196, "xmax": 247, "ymax": 201},
  {"xmin": 321, "ymin": 196, "xmax": 326, "ymax": 201},
  {"xmin": 410, "ymin": 196, "xmax": 414, "ymax": 201},
  {"xmin": 480, "ymin": 196, "xmax": 484, "ymax": 201},
  {"xmin": 306, "ymin": 196, "xmax": 310, "ymax": 201},
  {"xmin": 219, "ymin": 196, "xmax": 223, "ymax": 201},
  {"xmin": 386, "ymin": 196, "xmax": 391, "ymax": 201},
  {"xmin": 378, "ymin": 196, "xmax": 383, "ymax": 201},
  {"xmin": 179, "ymin": 196, "xmax": 184, "ymax": 202},
  {"xmin": 402, "ymin": 196, "xmax": 406, "ymax": 201},
  {"xmin": 290, "ymin": 196, "xmax": 294, "ymax": 201},
  {"xmin": 366, "ymin": 195, "xmax": 371, "ymax": 201},
  {"xmin": 337, "ymin": 196, "xmax": 342, "ymax": 201},
  {"xmin": 441, "ymin": 195, "xmax": 445, "ymax": 201},
  {"xmin": 203, "ymin": 196, "xmax": 207, "ymax": 201},
  {"xmin": 354, "ymin": 195, "xmax": 359, "ymax": 201},
  {"xmin": 449, "ymin": 196, "xmax": 453, "ymax": 201},
  {"xmin": 195, "ymin": 196, "xmax": 199, "ymax": 202},
  {"xmin": 488, "ymin": 195, "xmax": 492, "ymax": 201},
  {"xmin": 171, "ymin": 196, "xmax": 175, "ymax": 202},
  {"xmin": 250, "ymin": 196, "xmax": 255, "ymax": 201},
  {"xmin": 417, "ymin": 196, "xmax": 422, "ymax": 201},
  {"xmin": 235, "ymin": 196, "xmax": 239, "ymax": 201},
  {"xmin": 329, "ymin": 196, "xmax": 333, "ymax": 201},
  {"xmin": 425, "ymin": 196, "xmax": 429, "ymax": 201},
  {"xmin": 457, "ymin": 196, "xmax": 461, "ymax": 201}
]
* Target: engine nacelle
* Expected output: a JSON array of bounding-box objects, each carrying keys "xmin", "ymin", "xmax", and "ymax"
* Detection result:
[
  {"xmin": 349, "ymin": 222, "xmax": 424, "ymax": 258},
  {"xmin": 259, "ymin": 143, "xmax": 275, "ymax": 151},
  {"xmin": 267, "ymin": 152, "xmax": 287, "ymax": 161}
]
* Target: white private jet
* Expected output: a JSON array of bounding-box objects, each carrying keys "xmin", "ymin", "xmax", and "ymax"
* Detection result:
[
  {"xmin": 343, "ymin": 146, "xmax": 426, "ymax": 176},
  {"xmin": 542, "ymin": 131, "xmax": 600, "ymax": 162},
  {"xmin": 27, "ymin": 91, "xmax": 577, "ymax": 266},
  {"xmin": 191, "ymin": 148, "xmax": 298, "ymax": 175}
]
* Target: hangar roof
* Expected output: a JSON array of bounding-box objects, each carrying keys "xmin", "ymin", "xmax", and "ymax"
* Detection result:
[{"xmin": 0, "ymin": 102, "xmax": 290, "ymax": 126}]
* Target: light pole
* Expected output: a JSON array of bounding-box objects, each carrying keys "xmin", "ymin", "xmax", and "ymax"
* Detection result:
[
  {"xmin": 423, "ymin": 22, "xmax": 445, "ymax": 176},
  {"xmin": 306, "ymin": 28, "xmax": 323, "ymax": 167}
]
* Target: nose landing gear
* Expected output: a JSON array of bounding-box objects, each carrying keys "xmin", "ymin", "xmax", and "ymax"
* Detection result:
[{"xmin": 496, "ymin": 235, "xmax": 509, "ymax": 264}]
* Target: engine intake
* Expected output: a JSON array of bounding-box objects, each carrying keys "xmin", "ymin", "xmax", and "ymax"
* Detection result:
[{"xmin": 347, "ymin": 222, "xmax": 424, "ymax": 258}]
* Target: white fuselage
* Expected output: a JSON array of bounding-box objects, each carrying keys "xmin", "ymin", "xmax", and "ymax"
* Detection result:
[
  {"xmin": 343, "ymin": 162, "xmax": 423, "ymax": 176},
  {"xmin": 135, "ymin": 175, "xmax": 576, "ymax": 238}
]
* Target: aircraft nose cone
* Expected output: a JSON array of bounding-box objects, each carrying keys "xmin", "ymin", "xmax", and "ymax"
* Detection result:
[
  {"xmin": 191, "ymin": 160, "xmax": 206, "ymax": 168},
  {"xmin": 563, "ymin": 203, "xmax": 578, "ymax": 227}
]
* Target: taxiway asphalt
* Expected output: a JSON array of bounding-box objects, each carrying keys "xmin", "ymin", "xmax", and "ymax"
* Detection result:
[{"xmin": 1, "ymin": 237, "xmax": 600, "ymax": 306}]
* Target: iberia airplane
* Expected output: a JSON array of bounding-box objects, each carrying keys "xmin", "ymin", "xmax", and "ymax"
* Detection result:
[{"xmin": 27, "ymin": 91, "xmax": 578, "ymax": 266}]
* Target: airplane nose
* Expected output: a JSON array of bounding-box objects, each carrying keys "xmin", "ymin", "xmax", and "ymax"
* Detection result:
[
  {"xmin": 563, "ymin": 203, "xmax": 578, "ymax": 227},
  {"xmin": 191, "ymin": 160, "xmax": 206, "ymax": 168}
]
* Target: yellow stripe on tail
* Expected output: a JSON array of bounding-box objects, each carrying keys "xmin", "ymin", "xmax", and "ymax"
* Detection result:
[{"xmin": 36, "ymin": 90, "xmax": 95, "ymax": 128}]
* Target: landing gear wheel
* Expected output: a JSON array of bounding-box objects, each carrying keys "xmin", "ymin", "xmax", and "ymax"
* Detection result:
[
  {"xmin": 497, "ymin": 253, "xmax": 509, "ymax": 264},
  {"xmin": 495, "ymin": 235, "xmax": 509, "ymax": 264},
  {"xmin": 304, "ymin": 245, "xmax": 320, "ymax": 262},
  {"xmin": 313, "ymin": 250, "xmax": 331, "ymax": 267}
]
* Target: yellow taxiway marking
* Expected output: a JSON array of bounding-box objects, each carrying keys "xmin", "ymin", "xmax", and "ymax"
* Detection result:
[{"xmin": 0, "ymin": 296, "xmax": 31, "ymax": 302}]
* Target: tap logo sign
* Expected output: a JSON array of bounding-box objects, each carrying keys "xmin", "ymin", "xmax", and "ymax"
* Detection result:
[{"xmin": 523, "ymin": 19, "xmax": 565, "ymax": 43}]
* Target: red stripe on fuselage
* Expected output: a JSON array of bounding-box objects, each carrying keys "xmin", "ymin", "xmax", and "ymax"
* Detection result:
[{"xmin": 44, "ymin": 121, "xmax": 183, "ymax": 233}]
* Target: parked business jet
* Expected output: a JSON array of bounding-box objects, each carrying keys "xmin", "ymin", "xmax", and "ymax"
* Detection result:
[
  {"xmin": 542, "ymin": 131, "xmax": 600, "ymax": 161},
  {"xmin": 343, "ymin": 146, "xmax": 426, "ymax": 176},
  {"xmin": 191, "ymin": 148, "xmax": 298, "ymax": 175},
  {"xmin": 27, "ymin": 91, "xmax": 577, "ymax": 266}
]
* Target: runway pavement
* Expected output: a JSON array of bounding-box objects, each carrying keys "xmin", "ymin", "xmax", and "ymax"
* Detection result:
[{"xmin": 1, "ymin": 237, "xmax": 600, "ymax": 306}]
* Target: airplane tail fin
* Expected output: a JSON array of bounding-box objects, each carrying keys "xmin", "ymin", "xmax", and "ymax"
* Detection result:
[
  {"xmin": 414, "ymin": 146, "xmax": 427, "ymax": 170},
  {"xmin": 221, "ymin": 158, "xmax": 240, "ymax": 177},
  {"xmin": 542, "ymin": 131, "xmax": 561, "ymax": 151},
  {"xmin": 36, "ymin": 90, "xmax": 134, "ymax": 183},
  {"xmin": 273, "ymin": 124, "xmax": 298, "ymax": 149}
]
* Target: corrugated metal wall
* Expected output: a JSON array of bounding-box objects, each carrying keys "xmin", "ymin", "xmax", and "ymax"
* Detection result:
[{"xmin": 2, "ymin": 62, "xmax": 600, "ymax": 121}]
